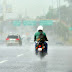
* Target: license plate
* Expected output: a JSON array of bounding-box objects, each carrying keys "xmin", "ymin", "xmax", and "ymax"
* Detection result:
[
  {"xmin": 38, "ymin": 48, "xmax": 42, "ymax": 51},
  {"xmin": 10, "ymin": 40, "xmax": 15, "ymax": 43}
]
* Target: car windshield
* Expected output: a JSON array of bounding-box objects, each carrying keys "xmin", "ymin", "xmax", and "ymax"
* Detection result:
[{"xmin": 8, "ymin": 35, "xmax": 18, "ymax": 39}]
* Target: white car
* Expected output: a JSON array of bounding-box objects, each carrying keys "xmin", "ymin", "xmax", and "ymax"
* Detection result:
[{"xmin": 6, "ymin": 34, "xmax": 22, "ymax": 46}]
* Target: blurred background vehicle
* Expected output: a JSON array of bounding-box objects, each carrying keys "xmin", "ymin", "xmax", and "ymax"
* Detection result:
[{"xmin": 6, "ymin": 34, "xmax": 22, "ymax": 46}]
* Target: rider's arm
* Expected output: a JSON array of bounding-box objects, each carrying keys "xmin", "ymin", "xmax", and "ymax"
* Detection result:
[
  {"xmin": 44, "ymin": 33, "xmax": 48, "ymax": 41},
  {"xmin": 34, "ymin": 33, "xmax": 36, "ymax": 42},
  {"xmin": 45, "ymin": 36, "xmax": 48, "ymax": 41}
]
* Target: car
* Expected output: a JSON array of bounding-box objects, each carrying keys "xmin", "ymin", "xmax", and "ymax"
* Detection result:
[{"xmin": 6, "ymin": 34, "xmax": 22, "ymax": 46}]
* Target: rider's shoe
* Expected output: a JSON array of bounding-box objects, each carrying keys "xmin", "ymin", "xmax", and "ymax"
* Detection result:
[
  {"xmin": 35, "ymin": 50, "xmax": 38, "ymax": 55},
  {"xmin": 46, "ymin": 52, "xmax": 48, "ymax": 55},
  {"xmin": 45, "ymin": 51, "xmax": 48, "ymax": 55}
]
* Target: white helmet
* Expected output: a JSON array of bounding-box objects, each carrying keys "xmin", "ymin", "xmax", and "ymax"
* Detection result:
[{"xmin": 37, "ymin": 25, "xmax": 43, "ymax": 31}]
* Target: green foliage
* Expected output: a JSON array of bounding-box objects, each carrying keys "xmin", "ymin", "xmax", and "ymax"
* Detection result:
[
  {"xmin": 46, "ymin": 8, "xmax": 57, "ymax": 19},
  {"xmin": 54, "ymin": 22, "xmax": 69, "ymax": 41},
  {"xmin": 65, "ymin": 0, "xmax": 72, "ymax": 4}
]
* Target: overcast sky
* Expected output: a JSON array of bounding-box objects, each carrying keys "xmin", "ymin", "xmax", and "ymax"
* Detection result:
[{"xmin": 0, "ymin": 0, "xmax": 68, "ymax": 19}]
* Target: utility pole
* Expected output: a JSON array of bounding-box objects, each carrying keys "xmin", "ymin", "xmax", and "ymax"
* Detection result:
[
  {"xmin": 57, "ymin": 0, "xmax": 59, "ymax": 12},
  {"xmin": 59, "ymin": 0, "xmax": 61, "ymax": 21},
  {"xmin": 56, "ymin": 0, "xmax": 60, "ymax": 37},
  {"xmin": 0, "ymin": 0, "xmax": 7, "ymax": 40},
  {"xmin": 52, "ymin": 0, "xmax": 53, "ymax": 15},
  {"xmin": 56, "ymin": 0, "xmax": 60, "ymax": 21},
  {"xmin": 43, "ymin": 8, "xmax": 45, "ymax": 17},
  {"xmin": 52, "ymin": 0, "xmax": 53, "ymax": 9},
  {"xmin": 25, "ymin": 8, "xmax": 27, "ymax": 18},
  {"xmin": 2, "ymin": 0, "xmax": 7, "ymax": 21}
]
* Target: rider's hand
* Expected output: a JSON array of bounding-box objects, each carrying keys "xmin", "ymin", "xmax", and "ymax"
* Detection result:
[
  {"xmin": 46, "ymin": 39, "xmax": 48, "ymax": 41},
  {"xmin": 35, "ymin": 41, "xmax": 37, "ymax": 43}
]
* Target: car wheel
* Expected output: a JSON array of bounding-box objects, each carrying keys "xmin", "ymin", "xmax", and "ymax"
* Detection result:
[{"xmin": 19, "ymin": 43, "xmax": 22, "ymax": 46}]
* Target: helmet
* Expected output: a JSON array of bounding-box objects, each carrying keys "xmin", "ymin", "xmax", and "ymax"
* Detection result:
[{"xmin": 37, "ymin": 25, "xmax": 43, "ymax": 31}]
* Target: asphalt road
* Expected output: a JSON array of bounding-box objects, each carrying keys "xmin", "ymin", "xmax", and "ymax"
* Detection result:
[{"xmin": 0, "ymin": 42, "xmax": 72, "ymax": 72}]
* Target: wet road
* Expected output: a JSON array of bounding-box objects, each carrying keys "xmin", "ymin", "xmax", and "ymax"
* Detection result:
[{"xmin": 0, "ymin": 43, "xmax": 72, "ymax": 72}]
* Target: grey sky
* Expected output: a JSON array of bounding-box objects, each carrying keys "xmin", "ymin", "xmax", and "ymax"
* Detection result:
[{"xmin": 0, "ymin": 0, "xmax": 68, "ymax": 19}]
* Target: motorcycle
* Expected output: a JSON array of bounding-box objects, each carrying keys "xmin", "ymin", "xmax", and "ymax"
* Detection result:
[{"xmin": 35, "ymin": 41, "xmax": 48, "ymax": 58}]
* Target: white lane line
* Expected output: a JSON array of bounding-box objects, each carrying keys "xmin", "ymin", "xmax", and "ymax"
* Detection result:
[
  {"xmin": 0, "ymin": 60, "xmax": 8, "ymax": 64},
  {"xmin": 17, "ymin": 54, "xmax": 24, "ymax": 57}
]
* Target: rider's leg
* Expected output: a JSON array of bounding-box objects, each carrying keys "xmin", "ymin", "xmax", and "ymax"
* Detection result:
[
  {"xmin": 35, "ymin": 42, "xmax": 38, "ymax": 54},
  {"xmin": 44, "ymin": 42, "xmax": 48, "ymax": 53}
]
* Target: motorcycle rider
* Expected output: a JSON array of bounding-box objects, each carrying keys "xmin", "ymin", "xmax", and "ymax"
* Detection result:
[{"xmin": 34, "ymin": 25, "xmax": 48, "ymax": 54}]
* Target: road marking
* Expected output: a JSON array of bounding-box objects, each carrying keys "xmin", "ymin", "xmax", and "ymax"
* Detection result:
[
  {"xmin": 0, "ymin": 60, "xmax": 8, "ymax": 64},
  {"xmin": 17, "ymin": 54, "xmax": 24, "ymax": 57}
]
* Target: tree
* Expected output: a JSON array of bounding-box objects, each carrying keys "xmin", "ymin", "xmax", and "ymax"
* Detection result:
[
  {"xmin": 46, "ymin": 7, "xmax": 57, "ymax": 19},
  {"xmin": 65, "ymin": 0, "xmax": 72, "ymax": 3},
  {"xmin": 65, "ymin": 0, "xmax": 72, "ymax": 6}
]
